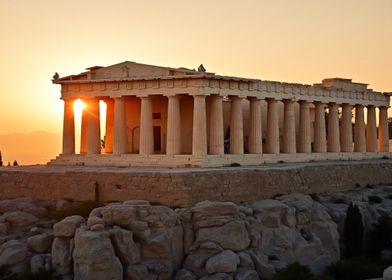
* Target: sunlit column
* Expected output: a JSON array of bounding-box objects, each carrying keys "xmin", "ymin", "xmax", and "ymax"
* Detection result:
[
  {"xmin": 378, "ymin": 106, "xmax": 389, "ymax": 152},
  {"xmin": 313, "ymin": 102, "xmax": 327, "ymax": 153},
  {"xmin": 340, "ymin": 103, "xmax": 353, "ymax": 152},
  {"xmin": 283, "ymin": 99, "xmax": 296, "ymax": 154},
  {"xmin": 209, "ymin": 95, "xmax": 224, "ymax": 155},
  {"xmin": 62, "ymin": 98, "xmax": 75, "ymax": 155},
  {"xmin": 327, "ymin": 103, "xmax": 340, "ymax": 152},
  {"xmin": 105, "ymin": 99, "xmax": 114, "ymax": 153},
  {"xmin": 248, "ymin": 97, "xmax": 262, "ymax": 154},
  {"xmin": 87, "ymin": 98, "xmax": 101, "ymax": 154},
  {"xmin": 80, "ymin": 106, "xmax": 89, "ymax": 154},
  {"xmin": 354, "ymin": 104, "xmax": 366, "ymax": 152},
  {"xmin": 139, "ymin": 96, "xmax": 154, "ymax": 155},
  {"xmin": 166, "ymin": 95, "xmax": 181, "ymax": 155},
  {"xmin": 113, "ymin": 97, "xmax": 127, "ymax": 155},
  {"xmin": 366, "ymin": 105, "xmax": 377, "ymax": 152},
  {"xmin": 230, "ymin": 96, "xmax": 244, "ymax": 154},
  {"xmin": 266, "ymin": 98, "xmax": 280, "ymax": 154},
  {"xmin": 298, "ymin": 100, "xmax": 311, "ymax": 153},
  {"xmin": 192, "ymin": 95, "xmax": 207, "ymax": 156}
]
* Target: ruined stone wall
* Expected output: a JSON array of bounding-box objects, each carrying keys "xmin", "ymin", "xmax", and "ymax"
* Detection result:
[{"xmin": 0, "ymin": 160, "xmax": 392, "ymax": 207}]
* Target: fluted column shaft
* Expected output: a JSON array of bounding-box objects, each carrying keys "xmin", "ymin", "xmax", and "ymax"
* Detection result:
[
  {"xmin": 366, "ymin": 105, "xmax": 377, "ymax": 152},
  {"xmin": 283, "ymin": 99, "xmax": 296, "ymax": 154},
  {"xmin": 298, "ymin": 101, "xmax": 311, "ymax": 153},
  {"xmin": 139, "ymin": 96, "xmax": 154, "ymax": 155},
  {"xmin": 230, "ymin": 96, "xmax": 244, "ymax": 154},
  {"xmin": 62, "ymin": 98, "xmax": 75, "ymax": 155},
  {"xmin": 105, "ymin": 99, "xmax": 114, "ymax": 153},
  {"xmin": 80, "ymin": 106, "xmax": 89, "ymax": 154},
  {"xmin": 378, "ymin": 106, "xmax": 389, "ymax": 152},
  {"xmin": 314, "ymin": 102, "xmax": 327, "ymax": 153},
  {"xmin": 209, "ymin": 95, "xmax": 224, "ymax": 155},
  {"xmin": 192, "ymin": 95, "xmax": 207, "ymax": 156},
  {"xmin": 266, "ymin": 99, "xmax": 280, "ymax": 154},
  {"xmin": 354, "ymin": 105, "xmax": 366, "ymax": 152},
  {"xmin": 87, "ymin": 98, "xmax": 101, "ymax": 154},
  {"xmin": 248, "ymin": 98, "xmax": 262, "ymax": 154},
  {"xmin": 328, "ymin": 103, "xmax": 340, "ymax": 152},
  {"xmin": 166, "ymin": 95, "xmax": 181, "ymax": 155},
  {"xmin": 340, "ymin": 104, "xmax": 353, "ymax": 152},
  {"xmin": 113, "ymin": 97, "xmax": 127, "ymax": 155}
]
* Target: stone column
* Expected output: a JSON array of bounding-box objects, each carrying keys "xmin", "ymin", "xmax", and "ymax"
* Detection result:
[
  {"xmin": 62, "ymin": 98, "xmax": 75, "ymax": 155},
  {"xmin": 105, "ymin": 99, "xmax": 114, "ymax": 153},
  {"xmin": 354, "ymin": 104, "xmax": 366, "ymax": 152},
  {"xmin": 209, "ymin": 95, "xmax": 224, "ymax": 155},
  {"xmin": 327, "ymin": 103, "xmax": 340, "ymax": 152},
  {"xmin": 192, "ymin": 95, "xmax": 207, "ymax": 156},
  {"xmin": 298, "ymin": 101, "xmax": 311, "ymax": 153},
  {"xmin": 283, "ymin": 99, "xmax": 296, "ymax": 154},
  {"xmin": 340, "ymin": 103, "xmax": 353, "ymax": 152},
  {"xmin": 313, "ymin": 102, "xmax": 327, "ymax": 153},
  {"xmin": 166, "ymin": 95, "xmax": 181, "ymax": 155},
  {"xmin": 139, "ymin": 96, "xmax": 154, "ymax": 155},
  {"xmin": 80, "ymin": 106, "xmax": 88, "ymax": 154},
  {"xmin": 248, "ymin": 97, "xmax": 262, "ymax": 154},
  {"xmin": 378, "ymin": 106, "xmax": 389, "ymax": 152},
  {"xmin": 87, "ymin": 98, "xmax": 101, "ymax": 154},
  {"xmin": 230, "ymin": 96, "xmax": 244, "ymax": 154},
  {"xmin": 266, "ymin": 98, "xmax": 280, "ymax": 154},
  {"xmin": 366, "ymin": 105, "xmax": 377, "ymax": 152},
  {"xmin": 113, "ymin": 97, "xmax": 127, "ymax": 155}
]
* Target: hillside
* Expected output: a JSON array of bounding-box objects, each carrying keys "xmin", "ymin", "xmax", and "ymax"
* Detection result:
[{"xmin": 0, "ymin": 131, "xmax": 61, "ymax": 165}]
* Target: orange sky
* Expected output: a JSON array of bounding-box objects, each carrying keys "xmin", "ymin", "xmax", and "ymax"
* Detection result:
[{"xmin": 0, "ymin": 0, "xmax": 391, "ymax": 136}]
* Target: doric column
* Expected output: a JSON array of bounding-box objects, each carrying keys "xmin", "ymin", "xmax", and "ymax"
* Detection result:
[
  {"xmin": 209, "ymin": 95, "xmax": 224, "ymax": 155},
  {"xmin": 354, "ymin": 104, "xmax": 366, "ymax": 152},
  {"xmin": 139, "ymin": 96, "xmax": 154, "ymax": 155},
  {"xmin": 266, "ymin": 98, "xmax": 280, "ymax": 154},
  {"xmin": 327, "ymin": 103, "xmax": 340, "ymax": 152},
  {"xmin": 166, "ymin": 95, "xmax": 181, "ymax": 155},
  {"xmin": 62, "ymin": 98, "xmax": 75, "ymax": 155},
  {"xmin": 298, "ymin": 101, "xmax": 311, "ymax": 153},
  {"xmin": 340, "ymin": 103, "xmax": 353, "ymax": 152},
  {"xmin": 113, "ymin": 97, "xmax": 127, "ymax": 155},
  {"xmin": 80, "ymin": 106, "xmax": 88, "ymax": 154},
  {"xmin": 313, "ymin": 102, "xmax": 327, "ymax": 153},
  {"xmin": 105, "ymin": 99, "xmax": 114, "ymax": 153},
  {"xmin": 378, "ymin": 106, "xmax": 389, "ymax": 152},
  {"xmin": 248, "ymin": 97, "xmax": 262, "ymax": 154},
  {"xmin": 230, "ymin": 96, "xmax": 244, "ymax": 154},
  {"xmin": 283, "ymin": 99, "xmax": 296, "ymax": 154},
  {"xmin": 192, "ymin": 95, "xmax": 207, "ymax": 156},
  {"xmin": 87, "ymin": 98, "xmax": 101, "ymax": 154},
  {"xmin": 366, "ymin": 105, "xmax": 377, "ymax": 152}
]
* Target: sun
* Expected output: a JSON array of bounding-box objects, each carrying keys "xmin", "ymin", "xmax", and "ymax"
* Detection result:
[{"xmin": 73, "ymin": 99, "xmax": 85, "ymax": 116}]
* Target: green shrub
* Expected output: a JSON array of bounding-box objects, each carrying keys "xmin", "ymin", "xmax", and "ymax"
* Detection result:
[
  {"xmin": 49, "ymin": 200, "xmax": 103, "ymax": 221},
  {"xmin": 365, "ymin": 214, "xmax": 392, "ymax": 260},
  {"xmin": 343, "ymin": 203, "xmax": 364, "ymax": 258},
  {"xmin": 368, "ymin": 195, "xmax": 383, "ymax": 204},
  {"xmin": 230, "ymin": 162, "xmax": 241, "ymax": 167},
  {"xmin": 326, "ymin": 258, "xmax": 385, "ymax": 280},
  {"xmin": 273, "ymin": 262, "xmax": 313, "ymax": 280}
]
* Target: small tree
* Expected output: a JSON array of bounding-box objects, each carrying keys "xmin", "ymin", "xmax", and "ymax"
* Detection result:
[
  {"xmin": 344, "ymin": 202, "xmax": 364, "ymax": 258},
  {"xmin": 273, "ymin": 262, "xmax": 313, "ymax": 280},
  {"xmin": 12, "ymin": 160, "xmax": 18, "ymax": 166},
  {"xmin": 0, "ymin": 150, "xmax": 2, "ymax": 167},
  {"xmin": 365, "ymin": 214, "xmax": 392, "ymax": 259}
]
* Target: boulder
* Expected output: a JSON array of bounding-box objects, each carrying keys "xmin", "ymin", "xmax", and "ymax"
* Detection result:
[
  {"xmin": 109, "ymin": 226, "xmax": 140, "ymax": 265},
  {"xmin": 0, "ymin": 198, "xmax": 35, "ymax": 214},
  {"xmin": 192, "ymin": 201, "xmax": 239, "ymax": 220},
  {"xmin": 87, "ymin": 216, "xmax": 105, "ymax": 228},
  {"xmin": 53, "ymin": 215, "xmax": 85, "ymax": 237},
  {"xmin": 196, "ymin": 220, "xmax": 250, "ymax": 251},
  {"xmin": 100, "ymin": 204, "xmax": 138, "ymax": 228},
  {"xmin": 238, "ymin": 251, "xmax": 254, "ymax": 268},
  {"xmin": 27, "ymin": 232, "xmax": 53, "ymax": 253},
  {"xmin": 174, "ymin": 268, "xmax": 197, "ymax": 280},
  {"xmin": 56, "ymin": 199, "xmax": 70, "ymax": 211},
  {"xmin": 0, "ymin": 240, "xmax": 29, "ymax": 272},
  {"xmin": 183, "ymin": 253, "xmax": 210, "ymax": 276},
  {"xmin": 24, "ymin": 207, "xmax": 48, "ymax": 218},
  {"xmin": 249, "ymin": 250, "xmax": 275, "ymax": 280},
  {"xmin": 234, "ymin": 268, "xmax": 260, "ymax": 280},
  {"xmin": 200, "ymin": 273, "xmax": 234, "ymax": 280},
  {"xmin": 3, "ymin": 211, "xmax": 38, "ymax": 228},
  {"xmin": 251, "ymin": 200, "xmax": 288, "ymax": 228},
  {"xmin": 51, "ymin": 237, "xmax": 74, "ymax": 276},
  {"xmin": 73, "ymin": 228, "xmax": 122, "ymax": 280},
  {"xmin": 126, "ymin": 263, "xmax": 149, "ymax": 280},
  {"xmin": 30, "ymin": 254, "xmax": 51, "ymax": 273},
  {"xmin": 205, "ymin": 250, "xmax": 240, "ymax": 273},
  {"xmin": 384, "ymin": 266, "xmax": 392, "ymax": 280}
]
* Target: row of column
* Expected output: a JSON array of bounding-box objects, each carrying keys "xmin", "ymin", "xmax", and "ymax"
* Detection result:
[{"xmin": 62, "ymin": 95, "xmax": 390, "ymax": 156}]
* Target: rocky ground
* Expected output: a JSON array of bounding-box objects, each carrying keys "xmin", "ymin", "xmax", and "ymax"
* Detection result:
[{"xmin": 0, "ymin": 185, "xmax": 391, "ymax": 279}]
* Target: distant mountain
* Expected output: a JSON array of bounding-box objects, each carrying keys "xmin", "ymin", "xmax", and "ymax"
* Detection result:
[{"xmin": 0, "ymin": 131, "xmax": 61, "ymax": 165}]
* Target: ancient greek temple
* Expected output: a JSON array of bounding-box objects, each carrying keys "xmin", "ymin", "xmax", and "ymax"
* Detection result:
[{"xmin": 50, "ymin": 61, "xmax": 391, "ymax": 167}]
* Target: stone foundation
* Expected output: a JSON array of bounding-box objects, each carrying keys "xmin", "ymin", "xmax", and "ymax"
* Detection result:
[{"xmin": 1, "ymin": 159, "xmax": 392, "ymax": 207}]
